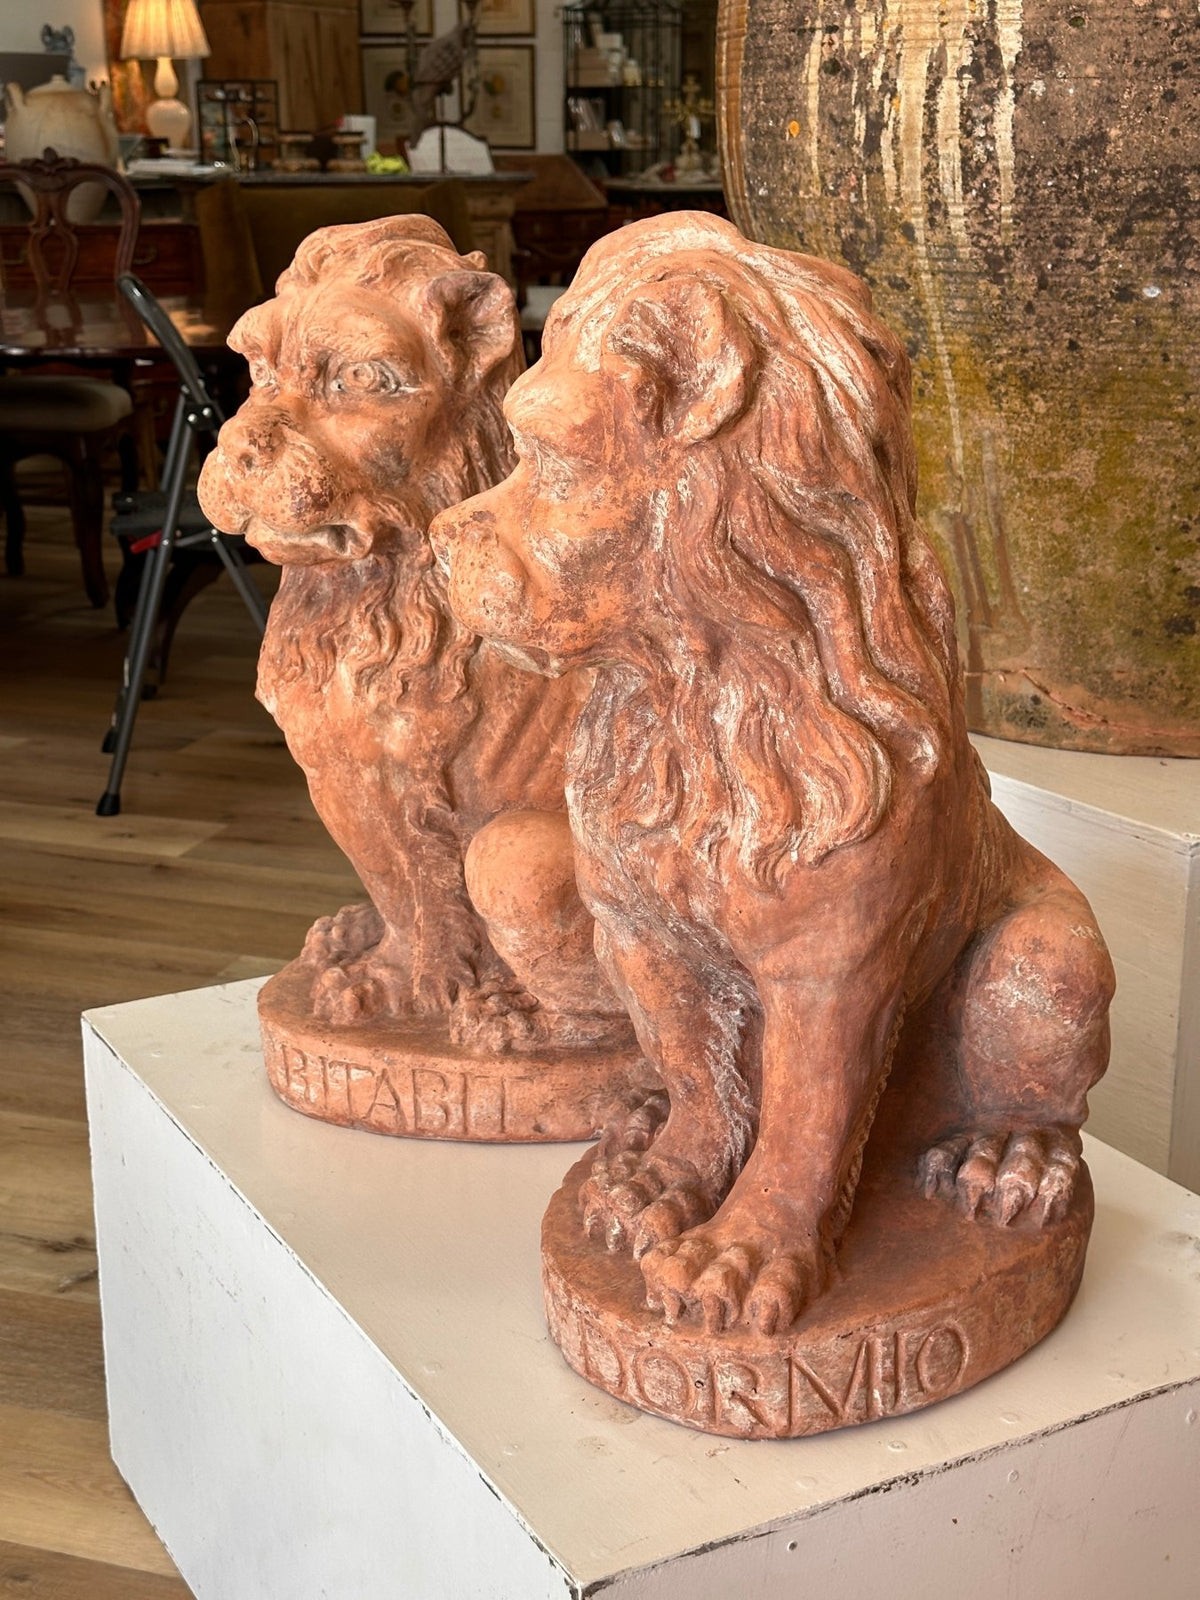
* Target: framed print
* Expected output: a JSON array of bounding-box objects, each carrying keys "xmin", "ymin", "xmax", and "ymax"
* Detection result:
[
  {"xmin": 360, "ymin": 0, "xmax": 432, "ymax": 36},
  {"xmin": 464, "ymin": 44, "xmax": 535, "ymax": 149},
  {"xmin": 362, "ymin": 44, "xmax": 422, "ymax": 147},
  {"xmin": 470, "ymin": 0, "xmax": 535, "ymax": 35}
]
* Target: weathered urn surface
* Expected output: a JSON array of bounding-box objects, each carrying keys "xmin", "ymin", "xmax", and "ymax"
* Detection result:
[
  {"xmin": 4, "ymin": 78, "xmax": 121, "ymax": 222},
  {"xmin": 718, "ymin": 2, "xmax": 1200, "ymax": 754},
  {"xmin": 432, "ymin": 212, "xmax": 1115, "ymax": 1437},
  {"xmin": 197, "ymin": 216, "xmax": 656, "ymax": 1141}
]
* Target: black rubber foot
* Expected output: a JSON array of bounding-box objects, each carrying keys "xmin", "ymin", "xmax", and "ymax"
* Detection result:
[
  {"xmin": 101, "ymin": 728, "xmax": 116, "ymax": 754},
  {"xmin": 96, "ymin": 792, "xmax": 121, "ymax": 816}
]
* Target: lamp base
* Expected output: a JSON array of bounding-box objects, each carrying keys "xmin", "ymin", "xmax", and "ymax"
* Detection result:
[{"xmin": 146, "ymin": 96, "xmax": 191, "ymax": 151}]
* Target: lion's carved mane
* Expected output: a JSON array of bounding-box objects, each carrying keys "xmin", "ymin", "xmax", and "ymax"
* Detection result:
[{"xmin": 561, "ymin": 228, "xmax": 961, "ymax": 888}]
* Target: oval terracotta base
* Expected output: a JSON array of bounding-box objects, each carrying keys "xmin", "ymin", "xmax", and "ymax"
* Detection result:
[
  {"xmin": 258, "ymin": 963, "xmax": 658, "ymax": 1143},
  {"xmin": 542, "ymin": 1148, "xmax": 1093, "ymax": 1438}
]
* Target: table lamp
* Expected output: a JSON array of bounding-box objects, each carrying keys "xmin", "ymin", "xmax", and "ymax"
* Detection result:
[{"xmin": 119, "ymin": 0, "xmax": 211, "ymax": 150}]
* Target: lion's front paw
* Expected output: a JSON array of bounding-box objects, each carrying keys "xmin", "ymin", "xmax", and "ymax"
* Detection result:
[
  {"xmin": 311, "ymin": 955, "xmax": 413, "ymax": 1023},
  {"xmin": 580, "ymin": 1144, "xmax": 715, "ymax": 1258},
  {"xmin": 920, "ymin": 1126, "xmax": 1081, "ymax": 1226},
  {"xmin": 596, "ymin": 1092, "xmax": 670, "ymax": 1160},
  {"xmin": 302, "ymin": 902, "xmax": 384, "ymax": 966},
  {"xmin": 448, "ymin": 983, "xmax": 541, "ymax": 1052},
  {"xmin": 641, "ymin": 1219, "xmax": 828, "ymax": 1336},
  {"xmin": 450, "ymin": 984, "xmax": 639, "ymax": 1056},
  {"xmin": 410, "ymin": 961, "xmax": 473, "ymax": 1017}
]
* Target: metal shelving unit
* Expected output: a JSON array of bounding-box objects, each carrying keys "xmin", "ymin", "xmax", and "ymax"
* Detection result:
[{"xmin": 563, "ymin": 2, "xmax": 682, "ymax": 178}]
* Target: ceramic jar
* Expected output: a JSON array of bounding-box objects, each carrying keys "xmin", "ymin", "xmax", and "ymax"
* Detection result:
[
  {"xmin": 4, "ymin": 76, "xmax": 121, "ymax": 222},
  {"xmin": 719, "ymin": 1, "xmax": 1200, "ymax": 754}
]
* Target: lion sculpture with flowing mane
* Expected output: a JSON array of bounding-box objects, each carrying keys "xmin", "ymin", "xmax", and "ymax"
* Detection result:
[
  {"xmin": 433, "ymin": 213, "xmax": 1114, "ymax": 1333},
  {"xmin": 198, "ymin": 215, "xmax": 630, "ymax": 1050}
]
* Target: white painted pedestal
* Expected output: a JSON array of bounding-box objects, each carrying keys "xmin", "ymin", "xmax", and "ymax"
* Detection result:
[
  {"xmin": 974, "ymin": 736, "xmax": 1200, "ymax": 1190},
  {"xmin": 85, "ymin": 981, "xmax": 1200, "ymax": 1600}
]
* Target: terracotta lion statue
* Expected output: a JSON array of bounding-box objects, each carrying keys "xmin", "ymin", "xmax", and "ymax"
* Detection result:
[
  {"xmin": 197, "ymin": 216, "xmax": 629, "ymax": 1049},
  {"xmin": 432, "ymin": 213, "xmax": 1114, "ymax": 1332}
]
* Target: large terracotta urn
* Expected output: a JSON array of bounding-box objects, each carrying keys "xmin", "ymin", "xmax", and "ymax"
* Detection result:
[
  {"xmin": 718, "ymin": 2, "xmax": 1200, "ymax": 754},
  {"xmin": 4, "ymin": 77, "xmax": 121, "ymax": 222}
]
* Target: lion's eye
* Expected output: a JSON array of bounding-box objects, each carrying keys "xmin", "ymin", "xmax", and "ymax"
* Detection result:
[
  {"xmin": 331, "ymin": 361, "xmax": 403, "ymax": 396},
  {"xmin": 248, "ymin": 357, "xmax": 274, "ymax": 389}
]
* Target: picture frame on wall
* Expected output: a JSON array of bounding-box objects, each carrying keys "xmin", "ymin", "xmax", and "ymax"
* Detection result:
[
  {"xmin": 360, "ymin": 0, "xmax": 433, "ymax": 36},
  {"xmin": 464, "ymin": 43, "xmax": 536, "ymax": 149},
  {"xmin": 469, "ymin": 0, "xmax": 535, "ymax": 35},
  {"xmin": 362, "ymin": 44, "xmax": 422, "ymax": 148}
]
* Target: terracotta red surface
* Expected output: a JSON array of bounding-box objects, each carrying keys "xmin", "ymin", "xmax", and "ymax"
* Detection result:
[
  {"xmin": 197, "ymin": 216, "xmax": 654, "ymax": 1140},
  {"xmin": 432, "ymin": 212, "xmax": 1115, "ymax": 1432}
]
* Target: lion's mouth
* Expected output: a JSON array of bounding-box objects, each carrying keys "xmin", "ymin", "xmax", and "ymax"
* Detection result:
[{"xmin": 243, "ymin": 519, "xmax": 372, "ymax": 565}]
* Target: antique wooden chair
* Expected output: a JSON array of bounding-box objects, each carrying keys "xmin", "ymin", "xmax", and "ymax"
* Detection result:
[
  {"xmin": 97, "ymin": 273, "xmax": 267, "ymax": 817},
  {"xmin": 0, "ymin": 148, "xmax": 141, "ymax": 606}
]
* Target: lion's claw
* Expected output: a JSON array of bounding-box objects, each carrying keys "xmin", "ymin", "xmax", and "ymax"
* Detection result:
[
  {"xmin": 614, "ymin": 1092, "xmax": 671, "ymax": 1155},
  {"xmin": 746, "ymin": 1255, "xmax": 811, "ymax": 1335},
  {"xmin": 302, "ymin": 902, "xmax": 383, "ymax": 967},
  {"xmin": 579, "ymin": 1139, "xmax": 716, "ymax": 1257},
  {"xmin": 919, "ymin": 1126, "xmax": 1081, "ymax": 1226},
  {"xmin": 630, "ymin": 1188, "xmax": 714, "ymax": 1258},
  {"xmin": 450, "ymin": 983, "xmax": 636, "ymax": 1055},
  {"xmin": 311, "ymin": 959, "xmax": 409, "ymax": 1023},
  {"xmin": 640, "ymin": 1224, "xmax": 826, "ymax": 1334}
]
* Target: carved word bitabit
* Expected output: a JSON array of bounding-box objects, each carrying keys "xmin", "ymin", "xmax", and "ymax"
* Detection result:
[{"xmin": 267, "ymin": 1042, "xmax": 535, "ymax": 1138}]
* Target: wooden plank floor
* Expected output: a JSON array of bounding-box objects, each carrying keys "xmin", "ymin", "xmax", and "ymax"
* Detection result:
[{"xmin": 0, "ymin": 505, "xmax": 361, "ymax": 1597}]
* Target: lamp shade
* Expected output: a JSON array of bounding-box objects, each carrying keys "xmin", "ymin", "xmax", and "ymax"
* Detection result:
[{"xmin": 120, "ymin": 0, "xmax": 211, "ymax": 61}]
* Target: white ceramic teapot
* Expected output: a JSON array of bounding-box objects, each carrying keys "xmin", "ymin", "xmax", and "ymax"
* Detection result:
[{"xmin": 4, "ymin": 76, "xmax": 121, "ymax": 221}]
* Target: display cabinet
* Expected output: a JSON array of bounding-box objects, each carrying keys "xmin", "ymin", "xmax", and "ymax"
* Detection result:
[{"xmin": 563, "ymin": 2, "xmax": 681, "ymax": 177}]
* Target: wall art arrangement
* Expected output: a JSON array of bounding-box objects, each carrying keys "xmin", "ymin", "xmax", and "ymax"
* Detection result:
[{"xmin": 360, "ymin": 0, "xmax": 539, "ymax": 152}]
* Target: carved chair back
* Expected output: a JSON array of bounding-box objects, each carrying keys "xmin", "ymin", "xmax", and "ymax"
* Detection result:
[{"xmin": 0, "ymin": 148, "xmax": 141, "ymax": 297}]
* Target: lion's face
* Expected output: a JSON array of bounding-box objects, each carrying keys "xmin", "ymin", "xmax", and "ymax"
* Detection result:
[
  {"xmin": 198, "ymin": 246, "xmax": 519, "ymax": 568},
  {"xmin": 431, "ymin": 339, "xmax": 654, "ymax": 673},
  {"xmin": 431, "ymin": 263, "xmax": 758, "ymax": 672}
]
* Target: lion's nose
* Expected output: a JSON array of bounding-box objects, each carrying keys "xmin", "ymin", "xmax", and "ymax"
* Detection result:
[{"xmin": 218, "ymin": 404, "xmax": 283, "ymax": 465}]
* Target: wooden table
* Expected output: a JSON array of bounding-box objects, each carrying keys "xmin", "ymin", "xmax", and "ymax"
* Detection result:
[{"xmin": 0, "ymin": 288, "xmax": 234, "ymax": 364}]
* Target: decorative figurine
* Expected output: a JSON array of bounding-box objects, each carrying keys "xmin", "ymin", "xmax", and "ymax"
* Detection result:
[
  {"xmin": 198, "ymin": 216, "xmax": 655, "ymax": 1142},
  {"xmin": 431, "ymin": 213, "xmax": 1115, "ymax": 1436}
]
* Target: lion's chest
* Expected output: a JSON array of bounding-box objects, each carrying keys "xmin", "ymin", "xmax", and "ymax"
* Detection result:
[
  {"xmin": 263, "ymin": 669, "xmax": 385, "ymax": 775},
  {"xmin": 570, "ymin": 785, "xmax": 726, "ymax": 960}
]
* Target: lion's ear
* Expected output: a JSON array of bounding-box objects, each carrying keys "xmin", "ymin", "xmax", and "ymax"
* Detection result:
[
  {"xmin": 603, "ymin": 278, "xmax": 755, "ymax": 444},
  {"xmin": 421, "ymin": 269, "xmax": 519, "ymax": 386}
]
